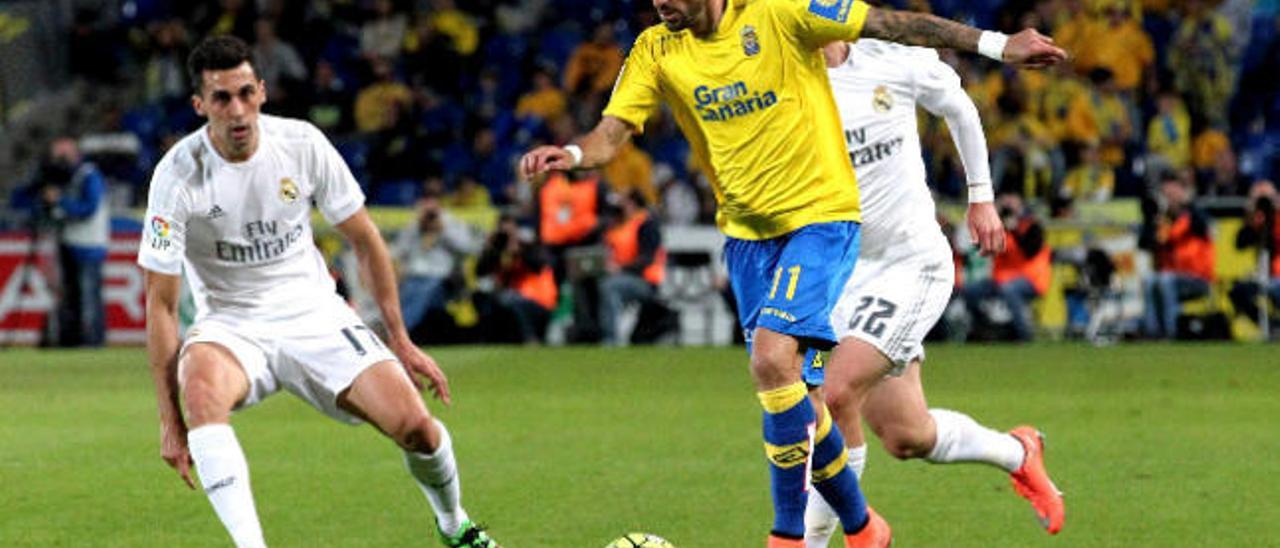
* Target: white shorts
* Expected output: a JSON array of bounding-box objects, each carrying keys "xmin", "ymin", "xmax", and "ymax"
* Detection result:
[
  {"xmin": 180, "ymin": 295, "xmax": 398, "ymax": 424},
  {"xmin": 831, "ymin": 245, "xmax": 955, "ymax": 375}
]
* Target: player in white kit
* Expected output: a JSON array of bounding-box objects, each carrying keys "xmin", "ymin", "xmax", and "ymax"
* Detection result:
[
  {"xmin": 803, "ymin": 38, "xmax": 1064, "ymax": 546},
  {"xmin": 138, "ymin": 36, "xmax": 498, "ymax": 548}
]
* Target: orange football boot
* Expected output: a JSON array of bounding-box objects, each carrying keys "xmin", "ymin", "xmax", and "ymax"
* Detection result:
[
  {"xmin": 766, "ymin": 534, "xmax": 804, "ymax": 548},
  {"xmin": 843, "ymin": 507, "xmax": 892, "ymax": 547},
  {"xmin": 1009, "ymin": 426, "xmax": 1065, "ymax": 534}
]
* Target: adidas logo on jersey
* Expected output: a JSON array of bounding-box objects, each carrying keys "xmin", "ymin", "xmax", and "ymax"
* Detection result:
[{"xmin": 207, "ymin": 205, "xmax": 225, "ymax": 219}]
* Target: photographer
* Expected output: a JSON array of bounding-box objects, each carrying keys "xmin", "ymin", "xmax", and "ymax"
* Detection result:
[
  {"xmin": 1228, "ymin": 180, "xmax": 1280, "ymax": 328},
  {"xmin": 392, "ymin": 189, "xmax": 481, "ymax": 337},
  {"xmin": 1139, "ymin": 173, "xmax": 1215, "ymax": 339},
  {"xmin": 475, "ymin": 214, "xmax": 557, "ymax": 344},
  {"xmin": 30, "ymin": 137, "xmax": 110, "ymax": 347},
  {"xmin": 598, "ymin": 190, "xmax": 668, "ymax": 346},
  {"xmin": 962, "ymin": 193, "xmax": 1050, "ymax": 341}
]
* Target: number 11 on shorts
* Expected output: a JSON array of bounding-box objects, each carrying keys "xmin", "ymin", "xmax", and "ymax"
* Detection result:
[
  {"xmin": 341, "ymin": 325, "xmax": 384, "ymax": 356},
  {"xmin": 769, "ymin": 265, "xmax": 802, "ymax": 301}
]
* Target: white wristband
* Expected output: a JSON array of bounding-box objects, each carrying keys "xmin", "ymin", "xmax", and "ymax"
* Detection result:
[
  {"xmin": 967, "ymin": 180, "xmax": 994, "ymax": 204},
  {"xmin": 977, "ymin": 31, "xmax": 1008, "ymax": 62},
  {"xmin": 563, "ymin": 144, "xmax": 583, "ymax": 167}
]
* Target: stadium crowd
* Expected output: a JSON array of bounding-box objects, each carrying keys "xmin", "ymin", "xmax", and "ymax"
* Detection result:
[{"xmin": 5, "ymin": 0, "xmax": 1280, "ymax": 345}]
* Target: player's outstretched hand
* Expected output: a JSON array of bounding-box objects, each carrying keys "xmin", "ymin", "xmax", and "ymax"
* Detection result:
[
  {"xmin": 519, "ymin": 146, "xmax": 575, "ymax": 181},
  {"xmin": 968, "ymin": 201, "xmax": 1006, "ymax": 257},
  {"xmin": 396, "ymin": 343, "xmax": 453, "ymax": 406},
  {"xmin": 160, "ymin": 421, "xmax": 196, "ymax": 490},
  {"xmin": 1003, "ymin": 29, "xmax": 1067, "ymax": 69}
]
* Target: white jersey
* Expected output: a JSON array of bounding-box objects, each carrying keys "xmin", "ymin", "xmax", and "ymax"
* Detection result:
[
  {"xmin": 138, "ymin": 114, "xmax": 365, "ymax": 322},
  {"xmin": 827, "ymin": 40, "xmax": 992, "ymax": 370},
  {"xmin": 828, "ymin": 39, "xmax": 987, "ymax": 260}
]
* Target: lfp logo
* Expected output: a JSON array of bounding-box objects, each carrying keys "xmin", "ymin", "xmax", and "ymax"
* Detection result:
[
  {"xmin": 148, "ymin": 216, "xmax": 173, "ymax": 251},
  {"xmin": 150, "ymin": 216, "xmax": 170, "ymax": 238}
]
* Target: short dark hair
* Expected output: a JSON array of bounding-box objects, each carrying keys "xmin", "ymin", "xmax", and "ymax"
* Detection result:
[{"xmin": 187, "ymin": 35, "xmax": 257, "ymax": 93}]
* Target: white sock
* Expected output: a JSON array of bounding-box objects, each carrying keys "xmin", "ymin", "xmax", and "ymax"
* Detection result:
[
  {"xmin": 404, "ymin": 419, "xmax": 469, "ymax": 537},
  {"xmin": 804, "ymin": 445, "xmax": 867, "ymax": 548},
  {"xmin": 926, "ymin": 408, "xmax": 1025, "ymax": 472},
  {"xmin": 187, "ymin": 424, "xmax": 266, "ymax": 548},
  {"xmin": 846, "ymin": 444, "xmax": 868, "ymax": 480}
]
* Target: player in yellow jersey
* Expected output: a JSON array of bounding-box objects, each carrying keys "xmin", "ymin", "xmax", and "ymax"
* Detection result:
[{"xmin": 519, "ymin": 1, "xmax": 1064, "ymax": 546}]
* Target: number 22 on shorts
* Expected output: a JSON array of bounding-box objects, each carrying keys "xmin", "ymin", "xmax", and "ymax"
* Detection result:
[{"xmin": 768, "ymin": 265, "xmax": 802, "ymax": 301}]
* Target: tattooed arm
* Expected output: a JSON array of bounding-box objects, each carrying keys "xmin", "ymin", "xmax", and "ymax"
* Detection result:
[
  {"xmin": 861, "ymin": 8, "xmax": 1067, "ymax": 68},
  {"xmin": 862, "ymin": 8, "xmax": 980, "ymax": 51}
]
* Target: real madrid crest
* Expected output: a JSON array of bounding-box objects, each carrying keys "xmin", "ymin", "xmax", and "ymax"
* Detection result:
[
  {"xmin": 741, "ymin": 25, "xmax": 760, "ymax": 57},
  {"xmin": 872, "ymin": 85, "xmax": 893, "ymax": 113},
  {"xmin": 279, "ymin": 177, "xmax": 300, "ymax": 203}
]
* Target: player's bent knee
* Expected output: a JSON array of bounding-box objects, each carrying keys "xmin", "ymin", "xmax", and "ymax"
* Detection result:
[
  {"xmin": 748, "ymin": 330, "xmax": 799, "ymax": 389},
  {"xmin": 181, "ymin": 374, "xmax": 234, "ymax": 425},
  {"xmin": 390, "ymin": 411, "xmax": 441, "ymax": 454},
  {"xmin": 823, "ymin": 379, "xmax": 856, "ymax": 415},
  {"xmin": 179, "ymin": 344, "xmax": 247, "ymax": 426},
  {"xmin": 878, "ymin": 427, "xmax": 934, "ymax": 460}
]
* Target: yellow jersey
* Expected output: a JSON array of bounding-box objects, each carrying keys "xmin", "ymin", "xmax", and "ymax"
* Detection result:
[{"xmin": 604, "ymin": 0, "xmax": 869, "ymax": 240}]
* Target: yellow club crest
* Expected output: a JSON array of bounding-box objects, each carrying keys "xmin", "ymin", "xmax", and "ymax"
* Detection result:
[
  {"xmin": 741, "ymin": 25, "xmax": 760, "ymax": 56},
  {"xmin": 872, "ymin": 85, "xmax": 893, "ymax": 113},
  {"xmin": 279, "ymin": 177, "xmax": 300, "ymax": 203}
]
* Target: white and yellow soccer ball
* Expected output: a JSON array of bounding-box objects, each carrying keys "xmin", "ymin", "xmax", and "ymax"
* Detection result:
[{"xmin": 606, "ymin": 532, "xmax": 676, "ymax": 547}]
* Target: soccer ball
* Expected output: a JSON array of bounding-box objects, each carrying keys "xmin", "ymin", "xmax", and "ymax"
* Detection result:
[{"xmin": 606, "ymin": 532, "xmax": 676, "ymax": 547}]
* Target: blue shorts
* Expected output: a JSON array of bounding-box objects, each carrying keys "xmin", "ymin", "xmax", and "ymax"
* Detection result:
[{"xmin": 725, "ymin": 221, "xmax": 861, "ymax": 385}]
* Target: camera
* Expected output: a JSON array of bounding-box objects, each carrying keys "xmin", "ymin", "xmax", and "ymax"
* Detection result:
[{"xmin": 38, "ymin": 158, "xmax": 74, "ymax": 190}]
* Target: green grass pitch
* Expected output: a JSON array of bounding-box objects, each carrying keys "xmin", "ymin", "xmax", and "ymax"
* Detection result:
[{"xmin": 2, "ymin": 344, "xmax": 1278, "ymax": 546}]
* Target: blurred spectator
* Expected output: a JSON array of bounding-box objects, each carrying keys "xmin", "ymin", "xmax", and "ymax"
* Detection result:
[
  {"xmin": 361, "ymin": 0, "xmax": 409, "ymax": 60},
  {"xmin": 1146, "ymin": 90, "xmax": 1192, "ymax": 172},
  {"xmin": 1168, "ymin": 0, "xmax": 1238, "ymax": 126},
  {"xmin": 393, "ymin": 189, "xmax": 481, "ymax": 337},
  {"xmin": 598, "ymin": 191, "xmax": 667, "ymax": 346},
  {"xmin": 444, "ymin": 175, "xmax": 494, "ymax": 209},
  {"xmin": 1191, "ymin": 122, "xmax": 1231, "ymax": 172},
  {"xmin": 30, "ymin": 138, "xmax": 110, "ymax": 347},
  {"xmin": 427, "ymin": 0, "xmax": 480, "ymax": 57},
  {"xmin": 197, "ymin": 0, "xmax": 256, "ymax": 44},
  {"xmin": 304, "ymin": 60, "xmax": 353, "ymax": 134},
  {"xmin": 515, "ymin": 68, "xmax": 568, "ymax": 122},
  {"xmin": 563, "ymin": 22, "xmax": 624, "ymax": 127},
  {"xmin": 476, "ymin": 214, "xmax": 557, "ymax": 344},
  {"xmin": 143, "ymin": 19, "xmax": 191, "ymax": 103},
  {"xmin": 562, "ymin": 23, "xmax": 624, "ymax": 98},
  {"xmin": 1033, "ymin": 69, "xmax": 1086, "ymax": 147},
  {"xmin": 1229, "ymin": 181, "xmax": 1280, "ymax": 327},
  {"xmin": 990, "ymin": 89, "xmax": 1056, "ymax": 199},
  {"xmin": 1050, "ymin": 0, "xmax": 1092, "ymax": 56},
  {"xmin": 1072, "ymin": 0, "xmax": 1154, "ymax": 94},
  {"xmin": 1061, "ymin": 141, "xmax": 1115, "ymax": 203},
  {"xmin": 1200, "ymin": 146, "xmax": 1252, "ymax": 198},
  {"xmin": 536, "ymin": 170, "xmax": 609, "ymax": 280},
  {"xmin": 253, "ymin": 19, "xmax": 307, "ymax": 101},
  {"xmin": 354, "ymin": 57, "xmax": 413, "ymax": 133},
  {"xmin": 963, "ymin": 193, "xmax": 1050, "ymax": 341},
  {"xmin": 1140, "ymin": 174, "xmax": 1215, "ymax": 339},
  {"xmin": 1065, "ymin": 68, "xmax": 1132, "ymax": 168},
  {"xmin": 403, "ymin": 13, "xmax": 463, "ymax": 95},
  {"xmin": 468, "ymin": 128, "xmax": 515, "ymax": 202},
  {"xmin": 603, "ymin": 141, "xmax": 657, "ymax": 207}
]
